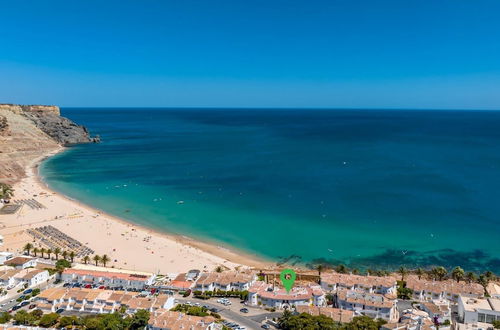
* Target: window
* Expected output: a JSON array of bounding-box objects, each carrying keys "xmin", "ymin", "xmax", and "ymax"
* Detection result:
[{"xmin": 478, "ymin": 313, "xmax": 486, "ymax": 322}]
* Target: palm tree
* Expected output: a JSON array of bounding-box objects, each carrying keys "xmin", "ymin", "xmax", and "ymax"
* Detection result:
[
  {"xmin": 40, "ymin": 248, "xmax": 46, "ymax": 259},
  {"xmin": 83, "ymin": 255, "xmax": 90, "ymax": 265},
  {"xmin": 415, "ymin": 268, "xmax": 424, "ymax": 280},
  {"xmin": 215, "ymin": 266, "xmax": 223, "ymax": 273},
  {"xmin": 69, "ymin": 251, "xmax": 75, "ymax": 263},
  {"xmin": 23, "ymin": 243, "xmax": 33, "ymax": 255},
  {"xmin": 352, "ymin": 268, "xmax": 359, "ymax": 275},
  {"xmin": 33, "ymin": 248, "xmax": 39, "ymax": 257},
  {"xmin": 54, "ymin": 248, "xmax": 61, "ymax": 260},
  {"xmin": 451, "ymin": 266, "xmax": 465, "ymax": 283},
  {"xmin": 335, "ymin": 264, "xmax": 348, "ymax": 274},
  {"xmin": 432, "ymin": 266, "xmax": 447, "ymax": 281},
  {"xmin": 316, "ymin": 264, "xmax": 324, "ymax": 276},
  {"xmin": 0, "ymin": 183, "xmax": 14, "ymax": 200},
  {"xmin": 101, "ymin": 255, "xmax": 110, "ymax": 267},
  {"xmin": 93, "ymin": 255, "xmax": 101, "ymax": 266},
  {"xmin": 62, "ymin": 250, "xmax": 68, "ymax": 260},
  {"xmin": 466, "ymin": 272, "xmax": 477, "ymax": 284},
  {"xmin": 398, "ymin": 266, "xmax": 408, "ymax": 281},
  {"xmin": 46, "ymin": 249, "xmax": 52, "ymax": 259}
]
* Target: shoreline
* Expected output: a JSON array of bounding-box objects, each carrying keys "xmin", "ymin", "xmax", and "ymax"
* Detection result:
[{"xmin": 1, "ymin": 147, "xmax": 272, "ymax": 273}]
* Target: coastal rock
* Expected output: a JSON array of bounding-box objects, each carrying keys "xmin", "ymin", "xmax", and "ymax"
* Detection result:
[
  {"xmin": 0, "ymin": 103, "xmax": 98, "ymax": 184},
  {"xmin": 22, "ymin": 111, "xmax": 98, "ymax": 145}
]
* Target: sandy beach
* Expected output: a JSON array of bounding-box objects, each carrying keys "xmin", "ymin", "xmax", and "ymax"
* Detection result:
[{"xmin": 0, "ymin": 148, "xmax": 270, "ymax": 274}]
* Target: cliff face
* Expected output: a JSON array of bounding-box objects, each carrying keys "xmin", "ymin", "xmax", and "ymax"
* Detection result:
[{"xmin": 0, "ymin": 104, "xmax": 98, "ymax": 184}]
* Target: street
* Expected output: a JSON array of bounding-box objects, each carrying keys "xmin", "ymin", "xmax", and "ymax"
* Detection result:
[{"xmin": 177, "ymin": 297, "xmax": 278, "ymax": 330}]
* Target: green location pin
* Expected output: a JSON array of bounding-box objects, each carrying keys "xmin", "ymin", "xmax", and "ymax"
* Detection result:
[{"xmin": 280, "ymin": 269, "xmax": 296, "ymax": 293}]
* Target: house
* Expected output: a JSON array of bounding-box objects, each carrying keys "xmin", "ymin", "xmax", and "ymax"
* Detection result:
[
  {"xmin": 336, "ymin": 289, "xmax": 399, "ymax": 322},
  {"xmin": 4, "ymin": 256, "xmax": 37, "ymax": 269},
  {"xmin": 0, "ymin": 251, "xmax": 13, "ymax": 264},
  {"xmin": 0, "ymin": 269, "xmax": 19, "ymax": 288},
  {"xmin": 420, "ymin": 301, "xmax": 451, "ymax": 323},
  {"xmin": 486, "ymin": 283, "xmax": 500, "ymax": 299},
  {"xmin": 14, "ymin": 268, "xmax": 49, "ymax": 287},
  {"xmin": 247, "ymin": 281, "xmax": 326, "ymax": 309},
  {"xmin": 457, "ymin": 296, "xmax": 500, "ymax": 326},
  {"xmin": 148, "ymin": 309, "xmax": 221, "ymax": 330},
  {"xmin": 321, "ymin": 273, "xmax": 398, "ymax": 295},
  {"xmin": 295, "ymin": 305, "xmax": 354, "ymax": 323},
  {"xmin": 61, "ymin": 268, "xmax": 156, "ymax": 290},
  {"xmin": 36, "ymin": 287, "xmax": 171, "ymax": 314},
  {"xmin": 167, "ymin": 273, "xmax": 195, "ymax": 291},
  {"xmin": 194, "ymin": 271, "xmax": 256, "ymax": 292},
  {"xmin": 406, "ymin": 276, "xmax": 484, "ymax": 303}
]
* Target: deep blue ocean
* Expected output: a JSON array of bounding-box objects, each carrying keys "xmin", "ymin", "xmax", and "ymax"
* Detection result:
[{"xmin": 40, "ymin": 109, "xmax": 500, "ymax": 273}]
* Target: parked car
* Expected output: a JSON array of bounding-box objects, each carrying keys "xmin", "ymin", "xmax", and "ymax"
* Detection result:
[
  {"xmin": 84, "ymin": 284, "xmax": 92, "ymax": 289},
  {"xmin": 210, "ymin": 307, "xmax": 220, "ymax": 313},
  {"xmin": 23, "ymin": 289, "xmax": 33, "ymax": 295},
  {"xmin": 28, "ymin": 304, "xmax": 36, "ymax": 309},
  {"xmin": 20, "ymin": 301, "xmax": 29, "ymax": 307},
  {"xmin": 56, "ymin": 308, "xmax": 65, "ymax": 314},
  {"xmin": 239, "ymin": 308, "xmax": 249, "ymax": 313},
  {"xmin": 261, "ymin": 324, "xmax": 270, "ymax": 329}
]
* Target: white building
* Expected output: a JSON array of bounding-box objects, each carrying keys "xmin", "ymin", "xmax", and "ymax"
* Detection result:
[
  {"xmin": 248, "ymin": 281, "xmax": 325, "ymax": 309},
  {"xmin": 194, "ymin": 271, "xmax": 256, "ymax": 292},
  {"xmin": 458, "ymin": 296, "xmax": 500, "ymax": 325},
  {"xmin": 4, "ymin": 256, "xmax": 37, "ymax": 269},
  {"xmin": 0, "ymin": 251, "xmax": 13, "ymax": 264},
  {"xmin": 14, "ymin": 268, "xmax": 50, "ymax": 287},
  {"xmin": 148, "ymin": 309, "xmax": 220, "ymax": 330},
  {"xmin": 0, "ymin": 269, "xmax": 19, "ymax": 287},
  {"xmin": 321, "ymin": 273, "xmax": 398, "ymax": 295},
  {"xmin": 61, "ymin": 268, "xmax": 156, "ymax": 290},
  {"xmin": 486, "ymin": 283, "xmax": 500, "ymax": 300},
  {"xmin": 336, "ymin": 289, "xmax": 399, "ymax": 322}
]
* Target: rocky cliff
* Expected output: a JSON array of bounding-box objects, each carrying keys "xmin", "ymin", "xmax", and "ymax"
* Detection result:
[{"xmin": 0, "ymin": 103, "xmax": 99, "ymax": 184}]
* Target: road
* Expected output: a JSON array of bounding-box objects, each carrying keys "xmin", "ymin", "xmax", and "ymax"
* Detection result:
[
  {"xmin": 0, "ymin": 277, "xmax": 60, "ymax": 313},
  {"xmin": 177, "ymin": 297, "xmax": 265, "ymax": 330}
]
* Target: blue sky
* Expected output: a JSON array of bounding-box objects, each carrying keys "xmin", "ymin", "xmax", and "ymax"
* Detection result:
[{"xmin": 1, "ymin": 0, "xmax": 499, "ymax": 109}]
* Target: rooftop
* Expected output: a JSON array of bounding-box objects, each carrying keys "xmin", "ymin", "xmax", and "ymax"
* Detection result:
[
  {"xmin": 4, "ymin": 256, "xmax": 34, "ymax": 266},
  {"xmin": 62, "ymin": 268, "xmax": 152, "ymax": 282}
]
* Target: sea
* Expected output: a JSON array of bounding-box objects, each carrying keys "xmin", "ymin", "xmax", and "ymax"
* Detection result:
[{"xmin": 40, "ymin": 108, "xmax": 500, "ymax": 273}]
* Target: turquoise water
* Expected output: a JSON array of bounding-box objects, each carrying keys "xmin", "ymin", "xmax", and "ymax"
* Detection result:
[{"xmin": 40, "ymin": 109, "xmax": 500, "ymax": 272}]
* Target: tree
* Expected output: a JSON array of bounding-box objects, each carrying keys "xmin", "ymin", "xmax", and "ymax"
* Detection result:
[
  {"xmin": 346, "ymin": 316, "xmax": 386, "ymax": 330},
  {"xmin": 215, "ymin": 266, "xmax": 223, "ymax": 273},
  {"xmin": 491, "ymin": 320, "xmax": 500, "ymax": 329},
  {"xmin": 466, "ymin": 272, "xmax": 477, "ymax": 284},
  {"xmin": 415, "ymin": 268, "xmax": 424, "ymax": 280},
  {"xmin": 23, "ymin": 243, "xmax": 33, "ymax": 255},
  {"xmin": 46, "ymin": 249, "xmax": 52, "ymax": 259},
  {"xmin": 0, "ymin": 183, "xmax": 14, "ymax": 200},
  {"xmin": 93, "ymin": 255, "xmax": 101, "ymax": 266},
  {"xmin": 40, "ymin": 248, "xmax": 46, "ymax": 259},
  {"xmin": 33, "ymin": 247, "xmax": 39, "ymax": 257},
  {"xmin": 62, "ymin": 250, "xmax": 68, "ymax": 260},
  {"xmin": 69, "ymin": 251, "xmax": 76, "ymax": 263},
  {"xmin": 451, "ymin": 266, "xmax": 465, "ymax": 283},
  {"xmin": 0, "ymin": 312, "xmax": 12, "ymax": 324},
  {"xmin": 335, "ymin": 264, "xmax": 348, "ymax": 274},
  {"xmin": 352, "ymin": 268, "xmax": 359, "ymax": 275},
  {"xmin": 83, "ymin": 255, "xmax": 90, "ymax": 264},
  {"xmin": 398, "ymin": 266, "xmax": 408, "ymax": 281},
  {"xmin": 54, "ymin": 247, "xmax": 61, "ymax": 260},
  {"xmin": 128, "ymin": 309, "xmax": 150, "ymax": 329},
  {"xmin": 38, "ymin": 313, "xmax": 60, "ymax": 327},
  {"xmin": 59, "ymin": 316, "xmax": 80, "ymax": 328},
  {"xmin": 101, "ymin": 254, "xmax": 110, "ymax": 267},
  {"xmin": 316, "ymin": 264, "xmax": 324, "ymax": 277},
  {"xmin": 13, "ymin": 310, "xmax": 36, "ymax": 326},
  {"xmin": 431, "ymin": 266, "xmax": 447, "ymax": 281}
]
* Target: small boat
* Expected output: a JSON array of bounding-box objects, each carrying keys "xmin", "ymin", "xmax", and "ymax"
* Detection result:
[{"xmin": 177, "ymin": 201, "xmax": 185, "ymax": 204}]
